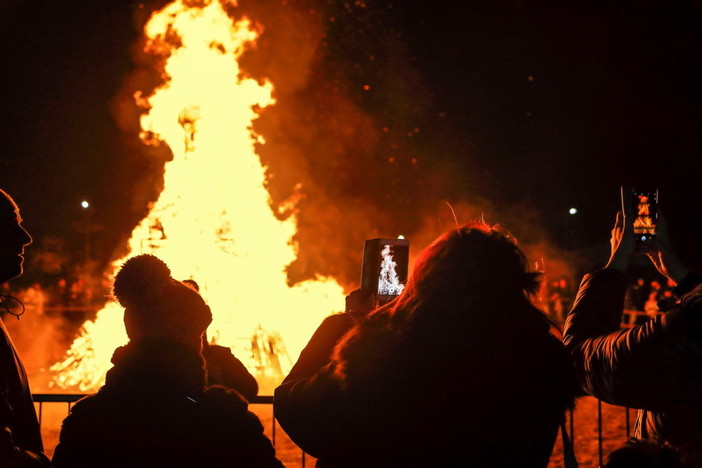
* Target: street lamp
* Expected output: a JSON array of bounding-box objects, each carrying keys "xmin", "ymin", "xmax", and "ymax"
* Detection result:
[
  {"xmin": 565, "ymin": 207, "xmax": 578, "ymax": 249},
  {"xmin": 80, "ymin": 200, "xmax": 92, "ymax": 263}
]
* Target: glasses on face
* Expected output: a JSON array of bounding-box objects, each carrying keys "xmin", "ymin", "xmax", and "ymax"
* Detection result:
[{"xmin": 0, "ymin": 295, "xmax": 25, "ymax": 320}]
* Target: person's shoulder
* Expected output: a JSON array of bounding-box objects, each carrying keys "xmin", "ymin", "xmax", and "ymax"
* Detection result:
[
  {"xmin": 201, "ymin": 385, "xmax": 268, "ymax": 433},
  {"xmin": 58, "ymin": 393, "xmax": 107, "ymax": 436},
  {"xmin": 320, "ymin": 313, "xmax": 354, "ymax": 326},
  {"xmin": 205, "ymin": 343, "xmax": 235, "ymax": 358},
  {"xmin": 66, "ymin": 393, "xmax": 100, "ymax": 412},
  {"xmin": 315, "ymin": 313, "xmax": 355, "ymax": 336},
  {"xmin": 202, "ymin": 384, "xmax": 249, "ymax": 410}
]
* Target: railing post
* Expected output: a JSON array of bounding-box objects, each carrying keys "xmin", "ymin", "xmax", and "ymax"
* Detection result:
[
  {"xmin": 272, "ymin": 402, "xmax": 276, "ymax": 446},
  {"xmin": 569, "ymin": 408, "xmax": 574, "ymax": 444},
  {"xmin": 598, "ymin": 398, "xmax": 603, "ymax": 467}
]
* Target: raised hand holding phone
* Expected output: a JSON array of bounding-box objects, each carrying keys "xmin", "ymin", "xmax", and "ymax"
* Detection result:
[
  {"xmin": 627, "ymin": 186, "xmax": 659, "ymax": 252},
  {"xmin": 345, "ymin": 289, "xmax": 375, "ymax": 324}
]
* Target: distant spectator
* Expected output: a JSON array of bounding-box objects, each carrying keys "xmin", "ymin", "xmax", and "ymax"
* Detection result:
[
  {"xmin": 202, "ymin": 335, "xmax": 258, "ymax": 400},
  {"xmin": 643, "ymin": 291, "xmax": 660, "ymax": 319},
  {"xmin": 181, "ymin": 279, "xmax": 259, "ymax": 399},
  {"xmin": 626, "ymin": 278, "xmax": 649, "ymax": 311}
]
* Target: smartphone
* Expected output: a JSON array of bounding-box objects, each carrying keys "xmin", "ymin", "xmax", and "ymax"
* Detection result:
[
  {"xmin": 360, "ymin": 238, "xmax": 410, "ymax": 303},
  {"xmin": 622, "ymin": 187, "xmax": 658, "ymax": 244}
]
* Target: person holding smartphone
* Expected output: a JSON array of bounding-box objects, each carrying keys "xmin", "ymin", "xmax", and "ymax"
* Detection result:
[
  {"xmin": 275, "ymin": 222, "xmax": 577, "ymax": 467},
  {"xmin": 563, "ymin": 205, "xmax": 702, "ymax": 466}
]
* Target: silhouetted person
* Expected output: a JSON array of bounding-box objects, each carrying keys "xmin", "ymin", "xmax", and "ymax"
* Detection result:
[
  {"xmin": 275, "ymin": 222, "xmax": 578, "ymax": 467},
  {"xmin": 52, "ymin": 254, "xmax": 283, "ymax": 468},
  {"xmin": 0, "ymin": 189, "xmax": 51, "ymax": 467},
  {"xmin": 605, "ymin": 438, "xmax": 688, "ymax": 468},
  {"xmin": 564, "ymin": 210, "xmax": 702, "ymax": 466},
  {"xmin": 201, "ymin": 337, "xmax": 258, "ymax": 401},
  {"xmin": 626, "ymin": 278, "xmax": 649, "ymax": 311},
  {"xmin": 181, "ymin": 279, "xmax": 259, "ymax": 399}
]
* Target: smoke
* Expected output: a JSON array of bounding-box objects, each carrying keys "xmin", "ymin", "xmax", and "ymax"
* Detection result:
[
  {"xmin": 109, "ymin": 0, "xmax": 580, "ymax": 294},
  {"xmin": 232, "ymin": 0, "xmax": 444, "ymax": 287}
]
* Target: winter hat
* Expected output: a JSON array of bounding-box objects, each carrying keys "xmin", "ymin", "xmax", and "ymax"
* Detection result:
[{"xmin": 113, "ymin": 254, "xmax": 212, "ymax": 344}]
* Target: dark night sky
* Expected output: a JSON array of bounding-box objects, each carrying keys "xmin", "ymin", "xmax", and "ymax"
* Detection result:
[{"xmin": 1, "ymin": 0, "xmax": 702, "ymax": 284}]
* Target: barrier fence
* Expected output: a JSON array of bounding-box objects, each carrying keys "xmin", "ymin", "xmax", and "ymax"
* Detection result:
[{"xmin": 34, "ymin": 393, "xmax": 637, "ymax": 468}]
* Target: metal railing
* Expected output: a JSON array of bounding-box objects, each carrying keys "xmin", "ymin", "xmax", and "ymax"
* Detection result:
[
  {"xmin": 33, "ymin": 394, "xmax": 312, "ymax": 466},
  {"xmin": 567, "ymin": 398, "xmax": 634, "ymax": 467},
  {"xmin": 34, "ymin": 393, "xmax": 636, "ymax": 467}
]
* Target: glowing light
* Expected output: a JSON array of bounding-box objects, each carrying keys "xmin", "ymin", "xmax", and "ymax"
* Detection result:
[
  {"xmin": 569, "ymin": 208, "xmax": 577, "ymax": 215},
  {"xmin": 52, "ymin": 0, "xmax": 345, "ymax": 393},
  {"xmin": 81, "ymin": 201, "xmax": 90, "ymax": 209},
  {"xmin": 378, "ymin": 244, "xmax": 405, "ymax": 296},
  {"xmin": 397, "ymin": 235, "xmax": 405, "ymax": 239}
]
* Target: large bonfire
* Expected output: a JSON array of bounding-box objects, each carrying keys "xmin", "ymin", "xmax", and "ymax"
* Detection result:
[{"xmin": 51, "ymin": 0, "xmax": 346, "ymax": 393}]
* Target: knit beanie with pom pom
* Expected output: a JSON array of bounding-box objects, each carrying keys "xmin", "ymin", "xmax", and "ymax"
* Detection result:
[{"xmin": 113, "ymin": 254, "xmax": 212, "ymax": 344}]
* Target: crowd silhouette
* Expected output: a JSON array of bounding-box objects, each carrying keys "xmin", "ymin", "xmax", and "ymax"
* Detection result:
[{"xmin": 3, "ymin": 185, "xmax": 702, "ymax": 467}]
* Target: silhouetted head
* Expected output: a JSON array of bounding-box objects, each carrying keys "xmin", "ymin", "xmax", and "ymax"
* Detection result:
[
  {"xmin": 0, "ymin": 189, "xmax": 32, "ymax": 284},
  {"xmin": 113, "ymin": 254, "xmax": 212, "ymax": 351},
  {"xmin": 333, "ymin": 221, "xmax": 549, "ymax": 383},
  {"xmin": 397, "ymin": 222, "xmax": 540, "ymax": 318}
]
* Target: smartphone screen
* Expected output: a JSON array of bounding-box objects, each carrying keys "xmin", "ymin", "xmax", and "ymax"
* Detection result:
[
  {"xmin": 631, "ymin": 189, "xmax": 657, "ymax": 243},
  {"xmin": 361, "ymin": 238, "xmax": 409, "ymax": 301}
]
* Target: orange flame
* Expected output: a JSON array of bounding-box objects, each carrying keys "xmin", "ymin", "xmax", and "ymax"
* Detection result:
[{"xmin": 51, "ymin": 0, "xmax": 345, "ymax": 392}]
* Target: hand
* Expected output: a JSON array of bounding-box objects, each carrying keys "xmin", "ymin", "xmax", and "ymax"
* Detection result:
[
  {"xmin": 646, "ymin": 210, "xmax": 689, "ymax": 284},
  {"xmin": 604, "ymin": 211, "xmax": 635, "ymax": 272},
  {"xmin": 345, "ymin": 289, "xmax": 375, "ymax": 324}
]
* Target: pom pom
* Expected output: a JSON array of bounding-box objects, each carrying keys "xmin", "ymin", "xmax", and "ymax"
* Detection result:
[{"xmin": 113, "ymin": 254, "xmax": 172, "ymax": 308}]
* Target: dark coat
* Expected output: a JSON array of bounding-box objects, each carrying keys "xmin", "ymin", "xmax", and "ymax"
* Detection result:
[
  {"xmin": 203, "ymin": 343, "xmax": 258, "ymax": 400},
  {"xmin": 275, "ymin": 306, "xmax": 576, "ymax": 468},
  {"xmin": 563, "ymin": 269, "xmax": 702, "ymax": 467},
  {"xmin": 0, "ymin": 319, "xmax": 51, "ymax": 467},
  {"xmin": 52, "ymin": 338, "xmax": 283, "ymax": 468}
]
